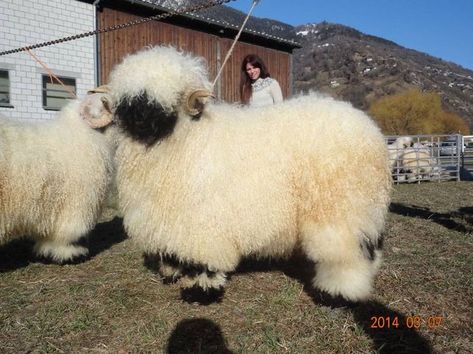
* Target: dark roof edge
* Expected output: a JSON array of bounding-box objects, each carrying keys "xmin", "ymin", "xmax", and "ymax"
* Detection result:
[{"xmin": 80, "ymin": 0, "xmax": 302, "ymax": 51}]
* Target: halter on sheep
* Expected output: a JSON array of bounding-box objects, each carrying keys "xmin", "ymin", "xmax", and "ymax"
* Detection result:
[{"xmin": 110, "ymin": 46, "xmax": 392, "ymax": 302}]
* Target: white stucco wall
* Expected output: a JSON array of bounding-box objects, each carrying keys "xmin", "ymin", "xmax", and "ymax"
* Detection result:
[{"xmin": 0, "ymin": 0, "xmax": 96, "ymax": 121}]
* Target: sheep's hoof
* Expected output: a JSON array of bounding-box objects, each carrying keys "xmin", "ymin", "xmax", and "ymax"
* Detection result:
[
  {"xmin": 313, "ymin": 261, "xmax": 375, "ymax": 302},
  {"xmin": 34, "ymin": 241, "xmax": 89, "ymax": 263},
  {"xmin": 181, "ymin": 285, "xmax": 225, "ymax": 305},
  {"xmin": 143, "ymin": 253, "xmax": 184, "ymax": 284},
  {"xmin": 159, "ymin": 263, "xmax": 183, "ymax": 284},
  {"xmin": 180, "ymin": 271, "xmax": 227, "ymax": 291},
  {"xmin": 178, "ymin": 270, "xmax": 227, "ymax": 304}
]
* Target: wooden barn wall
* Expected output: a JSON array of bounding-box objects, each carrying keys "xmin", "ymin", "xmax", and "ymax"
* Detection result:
[
  {"xmin": 98, "ymin": 8, "xmax": 218, "ymax": 85},
  {"xmin": 98, "ymin": 7, "xmax": 291, "ymax": 103}
]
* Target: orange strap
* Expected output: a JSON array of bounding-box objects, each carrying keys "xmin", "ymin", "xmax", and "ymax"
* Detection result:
[{"xmin": 26, "ymin": 49, "xmax": 77, "ymax": 99}]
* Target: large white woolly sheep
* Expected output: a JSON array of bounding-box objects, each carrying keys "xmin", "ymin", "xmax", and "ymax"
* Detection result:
[
  {"xmin": 110, "ymin": 46, "xmax": 392, "ymax": 301},
  {"xmin": 0, "ymin": 92, "xmax": 115, "ymax": 262}
]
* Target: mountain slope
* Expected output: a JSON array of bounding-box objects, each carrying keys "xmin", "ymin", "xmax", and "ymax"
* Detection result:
[{"xmin": 292, "ymin": 22, "xmax": 473, "ymax": 129}]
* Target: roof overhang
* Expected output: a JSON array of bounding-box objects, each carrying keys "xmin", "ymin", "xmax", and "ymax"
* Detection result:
[{"xmin": 79, "ymin": 0, "xmax": 302, "ymax": 53}]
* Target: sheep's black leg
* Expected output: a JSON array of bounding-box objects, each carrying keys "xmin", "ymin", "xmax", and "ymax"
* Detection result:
[
  {"xmin": 359, "ymin": 233, "xmax": 384, "ymax": 262},
  {"xmin": 180, "ymin": 266, "xmax": 226, "ymax": 304},
  {"xmin": 145, "ymin": 253, "xmax": 227, "ymax": 292},
  {"xmin": 143, "ymin": 253, "xmax": 183, "ymax": 284}
]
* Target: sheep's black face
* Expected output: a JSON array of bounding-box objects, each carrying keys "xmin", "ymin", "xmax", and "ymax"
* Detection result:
[{"xmin": 115, "ymin": 92, "xmax": 177, "ymax": 147}]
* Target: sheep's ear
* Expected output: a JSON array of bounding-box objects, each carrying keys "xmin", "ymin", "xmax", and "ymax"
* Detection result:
[{"xmin": 115, "ymin": 92, "xmax": 178, "ymax": 146}]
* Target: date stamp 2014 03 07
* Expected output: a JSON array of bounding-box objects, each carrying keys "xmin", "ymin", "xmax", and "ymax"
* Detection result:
[{"xmin": 370, "ymin": 316, "xmax": 444, "ymax": 330}]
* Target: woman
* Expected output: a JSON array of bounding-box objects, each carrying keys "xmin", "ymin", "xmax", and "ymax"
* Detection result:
[{"xmin": 240, "ymin": 54, "xmax": 283, "ymax": 107}]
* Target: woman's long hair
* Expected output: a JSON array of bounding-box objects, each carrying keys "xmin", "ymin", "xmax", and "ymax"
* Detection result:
[{"xmin": 240, "ymin": 54, "xmax": 271, "ymax": 104}]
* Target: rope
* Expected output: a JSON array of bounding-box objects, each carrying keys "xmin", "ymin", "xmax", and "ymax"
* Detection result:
[
  {"xmin": 0, "ymin": 0, "xmax": 235, "ymax": 56},
  {"xmin": 211, "ymin": 0, "xmax": 260, "ymax": 90},
  {"xmin": 26, "ymin": 49, "xmax": 77, "ymax": 99}
]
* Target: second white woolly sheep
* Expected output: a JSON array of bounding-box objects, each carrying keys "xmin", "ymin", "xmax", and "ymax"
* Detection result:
[{"xmin": 0, "ymin": 93, "xmax": 115, "ymax": 262}]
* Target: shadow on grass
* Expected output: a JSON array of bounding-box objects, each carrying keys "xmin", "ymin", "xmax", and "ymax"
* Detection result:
[
  {"xmin": 0, "ymin": 217, "xmax": 126, "ymax": 272},
  {"xmin": 79, "ymin": 216, "xmax": 126, "ymax": 258},
  {"xmin": 167, "ymin": 318, "xmax": 233, "ymax": 354},
  {"xmin": 350, "ymin": 301, "xmax": 432, "ymax": 354},
  {"xmin": 237, "ymin": 254, "xmax": 433, "ymax": 354},
  {"xmin": 390, "ymin": 202, "xmax": 473, "ymax": 233},
  {"xmin": 0, "ymin": 238, "xmax": 36, "ymax": 272},
  {"xmin": 140, "ymin": 251, "xmax": 432, "ymax": 352}
]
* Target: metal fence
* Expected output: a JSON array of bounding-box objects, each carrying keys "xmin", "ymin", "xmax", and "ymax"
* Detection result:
[
  {"xmin": 462, "ymin": 135, "xmax": 473, "ymax": 180},
  {"xmin": 385, "ymin": 134, "xmax": 473, "ymax": 184}
]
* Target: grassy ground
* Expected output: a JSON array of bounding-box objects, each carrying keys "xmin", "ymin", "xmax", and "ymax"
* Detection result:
[{"xmin": 0, "ymin": 182, "xmax": 472, "ymax": 353}]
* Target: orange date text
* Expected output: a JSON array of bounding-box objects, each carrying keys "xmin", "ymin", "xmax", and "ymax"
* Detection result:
[{"xmin": 370, "ymin": 316, "xmax": 443, "ymax": 329}]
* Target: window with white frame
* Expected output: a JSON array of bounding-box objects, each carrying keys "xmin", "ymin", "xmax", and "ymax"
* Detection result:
[
  {"xmin": 42, "ymin": 75, "xmax": 76, "ymax": 111},
  {"xmin": 0, "ymin": 70, "xmax": 11, "ymax": 107}
]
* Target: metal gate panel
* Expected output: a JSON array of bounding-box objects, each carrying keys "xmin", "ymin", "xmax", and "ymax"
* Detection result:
[
  {"xmin": 385, "ymin": 134, "xmax": 462, "ymax": 184},
  {"xmin": 461, "ymin": 135, "xmax": 473, "ymax": 180}
]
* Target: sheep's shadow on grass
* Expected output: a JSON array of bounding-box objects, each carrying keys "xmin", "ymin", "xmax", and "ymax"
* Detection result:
[
  {"xmin": 78, "ymin": 216, "xmax": 126, "ymax": 258},
  {"xmin": 0, "ymin": 217, "xmax": 126, "ymax": 272},
  {"xmin": 389, "ymin": 202, "xmax": 473, "ymax": 233},
  {"xmin": 0, "ymin": 238, "xmax": 36, "ymax": 272},
  {"xmin": 167, "ymin": 318, "xmax": 233, "ymax": 354},
  {"xmin": 236, "ymin": 253, "xmax": 433, "ymax": 354},
  {"xmin": 144, "ymin": 252, "xmax": 432, "ymax": 352},
  {"xmin": 179, "ymin": 287, "xmax": 226, "ymax": 305}
]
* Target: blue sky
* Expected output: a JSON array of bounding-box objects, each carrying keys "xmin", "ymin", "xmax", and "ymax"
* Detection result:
[{"xmin": 227, "ymin": 0, "xmax": 473, "ymax": 71}]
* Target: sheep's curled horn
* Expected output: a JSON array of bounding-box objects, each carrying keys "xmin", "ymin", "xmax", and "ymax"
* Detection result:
[
  {"xmin": 80, "ymin": 85, "xmax": 114, "ymax": 129},
  {"xmin": 185, "ymin": 89, "xmax": 214, "ymax": 117}
]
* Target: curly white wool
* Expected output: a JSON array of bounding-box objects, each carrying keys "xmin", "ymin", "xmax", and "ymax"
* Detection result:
[
  {"xmin": 111, "ymin": 46, "xmax": 392, "ymax": 301},
  {"xmin": 0, "ymin": 98, "xmax": 115, "ymax": 262}
]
